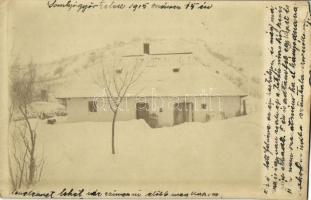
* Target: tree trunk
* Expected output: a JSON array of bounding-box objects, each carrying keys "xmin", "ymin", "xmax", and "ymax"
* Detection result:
[
  {"xmin": 22, "ymin": 111, "xmax": 36, "ymax": 186},
  {"xmin": 111, "ymin": 112, "xmax": 117, "ymax": 154},
  {"xmin": 28, "ymin": 150, "xmax": 35, "ymax": 186},
  {"xmin": 8, "ymin": 154, "xmax": 17, "ymax": 191}
]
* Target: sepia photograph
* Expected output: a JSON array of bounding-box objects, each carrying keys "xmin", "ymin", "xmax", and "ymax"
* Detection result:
[{"xmin": 0, "ymin": 0, "xmax": 310, "ymax": 199}]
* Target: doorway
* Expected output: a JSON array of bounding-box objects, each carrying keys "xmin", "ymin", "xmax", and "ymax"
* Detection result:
[
  {"xmin": 174, "ymin": 102, "xmax": 194, "ymax": 125},
  {"xmin": 136, "ymin": 102, "xmax": 149, "ymax": 123}
]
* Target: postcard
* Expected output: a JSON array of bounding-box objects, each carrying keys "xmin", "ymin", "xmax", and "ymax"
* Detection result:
[{"xmin": 0, "ymin": 0, "xmax": 310, "ymax": 199}]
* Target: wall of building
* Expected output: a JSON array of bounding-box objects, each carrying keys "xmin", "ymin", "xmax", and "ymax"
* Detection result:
[
  {"xmin": 66, "ymin": 96, "xmax": 243, "ymax": 126},
  {"xmin": 66, "ymin": 97, "xmax": 136, "ymax": 122}
]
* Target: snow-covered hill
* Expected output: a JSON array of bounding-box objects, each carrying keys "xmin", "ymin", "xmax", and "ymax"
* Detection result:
[{"xmin": 32, "ymin": 38, "xmax": 263, "ymax": 102}]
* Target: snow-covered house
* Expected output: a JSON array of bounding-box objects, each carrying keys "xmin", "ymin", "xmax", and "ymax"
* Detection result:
[{"xmin": 56, "ymin": 43, "xmax": 247, "ymax": 127}]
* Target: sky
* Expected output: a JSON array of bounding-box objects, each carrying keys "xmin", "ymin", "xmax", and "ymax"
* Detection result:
[{"xmin": 7, "ymin": 0, "xmax": 265, "ymax": 64}]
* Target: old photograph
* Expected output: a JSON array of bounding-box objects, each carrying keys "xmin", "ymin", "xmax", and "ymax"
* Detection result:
[{"xmin": 0, "ymin": 0, "xmax": 310, "ymax": 199}]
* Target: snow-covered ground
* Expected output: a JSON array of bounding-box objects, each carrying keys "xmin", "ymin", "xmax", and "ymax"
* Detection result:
[{"xmin": 30, "ymin": 112, "xmax": 262, "ymax": 196}]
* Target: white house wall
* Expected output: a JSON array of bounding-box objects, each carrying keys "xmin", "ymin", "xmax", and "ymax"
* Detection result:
[
  {"xmin": 66, "ymin": 96, "xmax": 242, "ymax": 126},
  {"xmin": 67, "ymin": 98, "xmax": 136, "ymax": 122},
  {"xmin": 222, "ymin": 96, "xmax": 243, "ymax": 118}
]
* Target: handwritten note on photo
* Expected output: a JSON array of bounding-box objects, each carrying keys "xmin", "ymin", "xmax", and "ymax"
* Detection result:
[{"xmin": 0, "ymin": 0, "xmax": 310, "ymax": 199}]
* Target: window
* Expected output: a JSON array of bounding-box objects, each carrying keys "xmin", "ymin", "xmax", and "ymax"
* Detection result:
[
  {"xmin": 172, "ymin": 68, "xmax": 180, "ymax": 73},
  {"xmin": 88, "ymin": 101, "xmax": 97, "ymax": 112},
  {"xmin": 201, "ymin": 104, "xmax": 207, "ymax": 109},
  {"xmin": 143, "ymin": 43, "xmax": 150, "ymax": 54}
]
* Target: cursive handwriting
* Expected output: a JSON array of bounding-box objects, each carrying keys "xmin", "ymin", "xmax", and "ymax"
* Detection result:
[
  {"xmin": 47, "ymin": 0, "xmax": 213, "ymax": 13},
  {"xmin": 263, "ymin": 4, "xmax": 307, "ymax": 196}
]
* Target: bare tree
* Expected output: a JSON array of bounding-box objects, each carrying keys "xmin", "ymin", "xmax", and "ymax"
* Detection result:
[
  {"xmin": 8, "ymin": 61, "xmax": 45, "ymax": 190},
  {"xmin": 95, "ymin": 59, "xmax": 143, "ymax": 154}
]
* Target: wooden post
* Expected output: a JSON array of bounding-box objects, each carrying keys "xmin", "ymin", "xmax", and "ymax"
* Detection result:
[{"xmin": 242, "ymin": 99, "xmax": 247, "ymax": 115}]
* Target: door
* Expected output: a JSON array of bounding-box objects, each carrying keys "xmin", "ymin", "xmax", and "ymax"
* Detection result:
[
  {"xmin": 174, "ymin": 102, "xmax": 193, "ymax": 125},
  {"xmin": 136, "ymin": 103, "xmax": 149, "ymax": 122}
]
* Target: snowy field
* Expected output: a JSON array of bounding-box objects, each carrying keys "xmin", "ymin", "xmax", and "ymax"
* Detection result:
[{"xmin": 29, "ymin": 113, "xmax": 262, "ymax": 195}]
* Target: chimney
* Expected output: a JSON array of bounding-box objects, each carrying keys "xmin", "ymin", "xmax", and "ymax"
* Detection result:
[{"xmin": 143, "ymin": 43, "xmax": 150, "ymax": 54}]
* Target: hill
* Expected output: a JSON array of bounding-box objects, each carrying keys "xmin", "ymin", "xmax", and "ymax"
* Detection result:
[{"xmin": 30, "ymin": 38, "xmax": 262, "ymax": 107}]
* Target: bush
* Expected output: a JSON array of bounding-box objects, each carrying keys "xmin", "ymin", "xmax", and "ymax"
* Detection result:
[{"xmin": 47, "ymin": 118, "xmax": 56, "ymax": 124}]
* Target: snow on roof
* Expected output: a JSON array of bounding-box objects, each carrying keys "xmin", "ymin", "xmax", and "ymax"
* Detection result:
[{"xmin": 56, "ymin": 52, "xmax": 246, "ymax": 99}]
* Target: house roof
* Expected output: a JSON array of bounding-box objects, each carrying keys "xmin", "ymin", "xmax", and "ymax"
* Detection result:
[
  {"xmin": 56, "ymin": 53, "xmax": 246, "ymax": 99},
  {"xmin": 122, "ymin": 52, "xmax": 193, "ymax": 58}
]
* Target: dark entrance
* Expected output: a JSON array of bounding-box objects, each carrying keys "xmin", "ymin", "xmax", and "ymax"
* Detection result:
[
  {"xmin": 174, "ymin": 102, "xmax": 194, "ymax": 125},
  {"xmin": 136, "ymin": 103, "xmax": 149, "ymax": 122}
]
